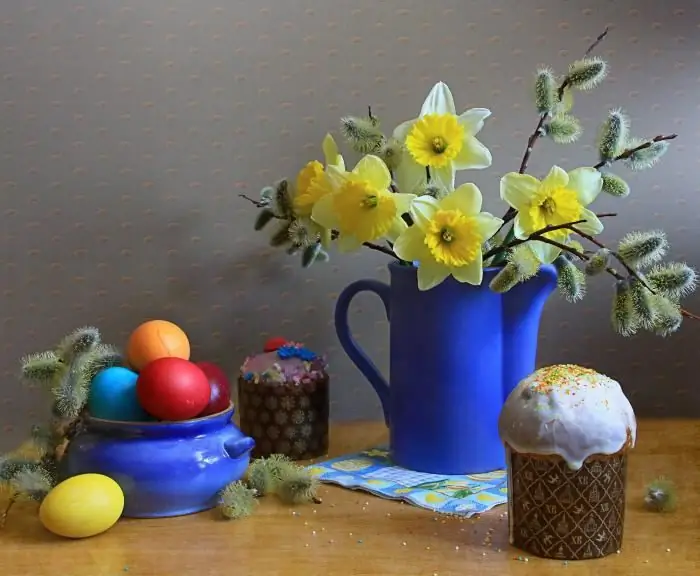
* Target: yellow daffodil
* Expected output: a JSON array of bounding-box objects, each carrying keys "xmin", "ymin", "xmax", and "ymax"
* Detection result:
[
  {"xmin": 393, "ymin": 183, "xmax": 503, "ymax": 291},
  {"xmin": 392, "ymin": 82, "xmax": 492, "ymax": 194},
  {"xmin": 311, "ymin": 155, "xmax": 416, "ymax": 252},
  {"xmin": 291, "ymin": 133, "xmax": 345, "ymax": 246},
  {"xmin": 499, "ymin": 166, "xmax": 603, "ymax": 263}
]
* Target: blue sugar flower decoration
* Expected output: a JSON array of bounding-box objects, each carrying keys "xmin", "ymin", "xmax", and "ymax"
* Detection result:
[
  {"xmin": 243, "ymin": 372, "xmax": 255, "ymax": 381},
  {"xmin": 276, "ymin": 344, "xmax": 317, "ymax": 361},
  {"xmin": 276, "ymin": 345, "xmax": 297, "ymax": 359},
  {"xmin": 296, "ymin": 347, "xmax": 317, "ymax": 361}
]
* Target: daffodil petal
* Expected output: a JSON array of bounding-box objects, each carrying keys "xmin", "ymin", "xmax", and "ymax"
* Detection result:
[
  {"xmin": 420, "ymin": 81, "xmax": 457, "ymax": 117},
  {"xmin": 512, "ymin": 213, "xmax": 530, "ymax": 240},
  {"xmin": 450, "ymin": 254, "xmax": 483, "ymax": 285},
  {"xmin": 417, "ymin": 261, "xmax": 451, "ymax": 291},
  {"xmin": 500, "ymin": 172, "xmax": 541, "ymax": 209},
  {"xmin": 311, "ymin": 194, "xmax": 338, "ymax": 230},
  {"xmin": 393, "ymin": 225, "xmax": 430, "ymax": 262},
  {"xmin": 575, "ymin": 208, "xmax": 604, "ymax": 235},
  {"xmin": 322, "ymin": 133, "xmax": 340, "ymax": 167},
  {"xmin": 430, "ymin": 165, "xmax": 455, "ymax": 192},
  {"xmin": 386, "ymin": 217, "xmax": 408, "ymax": 242},
  {"xmin": 392, "ymin": 193, "xmax": 416, "ymax": 215},
  {"xmin": 352, "ymin": 155, "xmax": 392, "ymax": 190},
  {"xmin": 326, "ymin": 164, "xmax": 348, "ymax": 188},
  {"xmin": 458, "ymin": 108, "xmax": 491, "ymax": 135},
  {"xmin": 337, "ymin": 234, "xmax": 363, "ymax": 253},
  {"xmin": 474, "ymin": 212, "xmax": 504, "ymax": 239},
  {"xmin": 453, "ymin": 136, "xmax": 492, "ymax": 170},
  {"xmin": 567, "ymin": 167, "xmax": 602, "ymax": 206},
  {"xmin": 529, "ymin": 239, "xmax": 562, "ymax": 264},
  {"xmin": 394, "ymin": 157, "xmax": 428, "ymax": 195},
  {"xmin": 440, "ymin": 183, "xmax": 483, "ymax": 215},
  {"xmin": 410, "ymin": 195, "xmax": 439, "ymax": 231},
  {"xmin": 542, "ymin": 165, "xmax": 569, "ymax": 189},
  {"xmin": 393, "ymin": 119, "xmax": 417, "ymax": 142}
]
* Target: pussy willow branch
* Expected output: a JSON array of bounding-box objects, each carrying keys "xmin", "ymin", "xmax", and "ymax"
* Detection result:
[
  {"xmin": 593, "ymin": 134, "xmax": 678, "ymax": 170},
  {"xmin": 496, "ymin": 27, "xmax": 612, "ymax": 232},
  {"xmin": 239, "ymin": 194, "xmax": 398, "ymax": 259},
  {"xmin": 483, "ymin": 213, "xmax": 618, "ymax": 261}
]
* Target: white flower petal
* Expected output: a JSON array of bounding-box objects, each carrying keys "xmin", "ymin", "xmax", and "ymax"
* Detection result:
[
  {"xmin": 575, "ymin": 208, "xmax": 604, "ymax": 235},
  {"xmin": 420, "ymin": 81, "xmax": 457, "ymax": 116},
  {"xmin": 394, "ymin": 156, "xmax": 428, "ymax": 195},
  {"xmin": 529, "ymin": 239, "xmax": 562, "ymax": 264},
  {"xmin": 541, "ymin": 165, "xmax": 569, "ymax": 189},
  {"xmin": 409, "ymin": 196, "xmax": 439, "ymax": 231},
  {"xmin": 322, "ymin": 133, "xmax": 341, "ymax": 167},
  {"xmin": 458, "ymin": 108, "xmax": 491, "ymax": 135},
  {"xmin": 450, "ymin": 253, "xmax": 483, "ymax": 285},
  {"xmin": 311, "ymin": 194, "xmax": 338, "ymax": 230},
  {"xmin": 474, "ymin": 212, "xmax": 504, "ymax": 240},
  {"xmin": 440, "ymin": 183, "xmax": 483, "ymax": 215},
  {"xmin": 417, "ymin": 261, "xmax": 451, "ymax": 291},
  {"xmin": 393, "ymin": 225, "xmax": 430, "ymax": 262},
  {"xmin": 512, "ymin": 213, "xmax": 529, "ymax": 240},
  {"xmin": 430, "ymin": 165, "xmax": 455, "ymax": 191},
  {"xmin": 353, "ymin": 155, "xmax": 392, "ymax": 190},
  {"xmin": 453, "ymin": 136, "xmax": 492, "ymax": 170},
  {"xmin": 393, "ymin": 119, "xmax": 416, "ymax": 142},
  {"xmin": 567, "ymin": 167, "xmax": 603, "ymax": 206},
  {"xmin": 392, "ymin": 193, "xmax": 417, "ymax": 215},
  {"xmin": 500, "ymin": 172, "xmax": 541, "ymax": 209}
]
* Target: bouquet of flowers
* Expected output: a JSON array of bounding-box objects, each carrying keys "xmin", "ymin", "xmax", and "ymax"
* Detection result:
[{"xmin": 243, "ymin": 29, "xmax": 698, "ymax": 337}]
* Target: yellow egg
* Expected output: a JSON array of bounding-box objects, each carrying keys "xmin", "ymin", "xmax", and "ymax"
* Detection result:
[{"xmin": 39, "ymin": 473, "xmax": 124, "ymax": 539}]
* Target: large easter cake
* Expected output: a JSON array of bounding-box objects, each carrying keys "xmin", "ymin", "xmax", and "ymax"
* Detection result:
[{"xmin": 498, "ymin": 364, "xmax": 636, "ymax": 561}]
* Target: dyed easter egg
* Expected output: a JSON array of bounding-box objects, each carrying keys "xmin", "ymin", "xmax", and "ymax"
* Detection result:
[
  {"xmin": 88, "ymin": 366, "xmax": 151, "ymax": 421},
  {"xmin": 195, "ymin": 361, "xmax": 232, "ymax": 416},
  {"xmin": 39, "ymin": 474, "xmax": 124, "ymax": 539},
  {"xmin": 136, "ymin": 357, "xmax": 210, "ymax": 421},
  {"xmin": 126, "ymin": 319, "xmax": 190, "ymax": 372}
]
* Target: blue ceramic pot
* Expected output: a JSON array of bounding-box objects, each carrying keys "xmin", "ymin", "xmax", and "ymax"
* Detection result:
[
  {"xmin": 334, "ymin": 262, "xmax": 557, "ymax": 475},
  {"xmin": 62, "ymin": 403, "xmax": 254, "ymax": 518}
]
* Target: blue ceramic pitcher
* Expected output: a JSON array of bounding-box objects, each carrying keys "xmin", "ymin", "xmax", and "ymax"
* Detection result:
[
  {"xmin": 63, "ymin": 403, "xmax": 254, "ymax": 518},
  {"xmin": 334, "ymin": 262, "xmax": 557, "ymax": 474}
]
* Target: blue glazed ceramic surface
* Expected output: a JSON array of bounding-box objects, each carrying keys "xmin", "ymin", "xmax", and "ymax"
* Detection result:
[
  {"xmin": 334, "ymin": 262, "xmax": 557, "ymax": 475},
  {"xmin": 62, "ymin": 403, "xmax": 254, "ymax": 518}
]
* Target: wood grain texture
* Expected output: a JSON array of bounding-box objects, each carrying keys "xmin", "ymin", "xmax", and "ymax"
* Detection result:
[{"xmin": 0, "ymin": 420, "xmax": 698, "ymax": 576}]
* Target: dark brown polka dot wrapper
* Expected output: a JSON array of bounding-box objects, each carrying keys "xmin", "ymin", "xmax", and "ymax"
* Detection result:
[
  {"xmin": 506, "ymin": 444, "xmax": 628, "ymax": 560},
  {"xmin": 238, "ymin": 376, "xmax": 329, "ymax": 460}
]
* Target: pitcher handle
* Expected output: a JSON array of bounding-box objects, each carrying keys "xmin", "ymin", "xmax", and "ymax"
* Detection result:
[{"xmin": 334, "ymin": 279, "xmax": 391, "ymax": 426}]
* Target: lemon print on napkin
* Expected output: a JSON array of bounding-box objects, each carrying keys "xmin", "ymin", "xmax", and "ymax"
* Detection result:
[{"xmin": 330, "ymin": 458, "xmax": 374, "ymax": 472}]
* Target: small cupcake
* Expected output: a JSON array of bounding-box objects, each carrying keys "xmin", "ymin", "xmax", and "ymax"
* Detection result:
[
  {"xmin": 238, "ymin": 338, "xmax": 329, "ymax": 460},
  {"xmin": 498, "ymin": 364, "xmax": 636, "ymax": 561}
]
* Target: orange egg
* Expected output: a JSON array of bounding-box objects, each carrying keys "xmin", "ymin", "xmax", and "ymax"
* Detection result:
[{"xmin": 126, "ymin": 320, "xmax": 190, "ymax": 371}]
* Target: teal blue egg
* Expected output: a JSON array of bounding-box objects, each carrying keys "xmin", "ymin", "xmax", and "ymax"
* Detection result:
[{"xmin": 88, "ymin": 367, "xmax": 152, "ymax": 421}]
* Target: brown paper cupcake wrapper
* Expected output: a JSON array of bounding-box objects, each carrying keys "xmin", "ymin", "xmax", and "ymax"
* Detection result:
[
  {"xmin": 506, "ymin": 445, "xmax": 627, "ymax": 560},
  {"xmin": 238, "ymin": 376, "xmax": 329, "ymax": 460}
]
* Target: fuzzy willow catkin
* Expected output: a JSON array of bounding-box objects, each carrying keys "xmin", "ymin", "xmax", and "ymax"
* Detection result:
[
  {"xmin": 611, "ymin": 280, "xmax": 639, "ymax": 336},
  {"xmin": 219, "ymin": 481, "xmax": 258, "ymax": 520},
  {"xmin": 489, "ymin": 262, "xmax": 521, "ymax": 293},
  {"xmin": 617, "ymin": 230, "xmax": 668, "ymax": 268},
  {"xmin": 597, "ymin": 109, "xmax": 629, "ymax": 161},
  {"xmin": 534, "ymin": 68, "xmax": 556, "ymax": 113},
  {"xmin": 629, "ymin": 279, "xmax": 657, "ymax": 329},
  {"xmin": 600, "ymin": 172, "xmax": 630, "ymax": 198},
  {"xmin": 554, "ymin": 257, "xmax": 586, "ymax": 302},
  {"xmin": 545, "ymin": 114, "xmax": 582, "ymax": 144},
  {"xmin": 623, "ymin": 139, "xmax": 670, "ymax": 171},
  {"xmin": 254, "ymin": 209, "xmax": 275, "ymax": 231},
  {"xmin": 340, "ymin": 116, "xmax": 384, "ymax": 154},
  {"xmin": 646, "ymin": 262, "xmax": 697, "ymax": 299},
  {"xmin": 584, "ymin": 248, "xmax": 611, "ymax": 276},
  {"xmin": 566, "ymin": 57, "xmax": 608, "ymax": 91},
  {"xmin": 649, "ymin": 295, "xmax": 683, "ymax": 337}
]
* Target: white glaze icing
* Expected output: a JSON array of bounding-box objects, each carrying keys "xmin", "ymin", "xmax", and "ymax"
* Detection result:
[{"xmin": 498, "ymin": 364, "xmax": 637, "ymax": 470}]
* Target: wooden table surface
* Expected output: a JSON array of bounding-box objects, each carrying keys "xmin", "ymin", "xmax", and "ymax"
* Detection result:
[{"xmin": 0, "ymin": 420, "xmax": 698, "ymax": 576}]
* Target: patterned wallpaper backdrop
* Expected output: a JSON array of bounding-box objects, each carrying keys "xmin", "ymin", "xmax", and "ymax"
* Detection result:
[{"xmin": 1, "ymin": 0, "xmax": 699, "ymax": 449}]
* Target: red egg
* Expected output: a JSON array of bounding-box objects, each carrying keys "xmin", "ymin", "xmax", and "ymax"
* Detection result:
[
  {"xmin": 136, "ymin": 357, "xmax": 210, "ymax": 421},
  {"xmin": 195, "ymin": 361, "xmax": 232, "ymax": 416},
  {"xmin": 263, "ymin": 336, "xmax": 287, "ymax": 352}
]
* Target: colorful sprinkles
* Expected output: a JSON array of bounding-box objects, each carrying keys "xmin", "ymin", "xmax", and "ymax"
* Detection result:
[
  {"xmin": 240, "ymin": 341, "xmax": 327, "ymax": 386},
  {"xmin": 526, "ymin": 364, "xmax": 608, "ymax": 395}
]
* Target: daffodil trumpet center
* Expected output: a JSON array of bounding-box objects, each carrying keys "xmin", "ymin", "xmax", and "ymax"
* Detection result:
[
  {"xmin": 405, "ymin": 113, "xmax": 465, "ymax": 168},
  {"xmin": 332, "ymin": 179, "xmax": 397, "ymax": 243},
  {"xmin": 424, "ymin": 209, "xmax": 481, "ymax": 267},
  {"xmin": 526, "ymin": 185, "xmax": 582, "ymax": 240}
]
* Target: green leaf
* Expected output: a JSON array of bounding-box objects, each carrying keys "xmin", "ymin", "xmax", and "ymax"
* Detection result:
[
  {"xmin": 301, "ymin": 243, "xmax": 322, "ymax": 268},
  {"xmin": 254, "ymin": 209, "xmax": 276, "ymax": 231}
]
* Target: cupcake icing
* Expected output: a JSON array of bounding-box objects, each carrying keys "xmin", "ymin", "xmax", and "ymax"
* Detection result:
[
  {"xmin": 498, "ymin": 364, "xmax": 636, "ymax": 470},
  {"xmin": 240, "ymin": 342, "xmax": 328, "ymax": 385}
]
